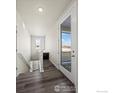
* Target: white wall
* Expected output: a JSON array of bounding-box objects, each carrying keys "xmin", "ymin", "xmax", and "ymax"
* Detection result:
[
  {"xmin": 16, "ymin": 11, "xmax": 31, "ymax": 76},
  {"xmin": 46, "ymin": 23, "xmax": 59, "ymax": 68}
]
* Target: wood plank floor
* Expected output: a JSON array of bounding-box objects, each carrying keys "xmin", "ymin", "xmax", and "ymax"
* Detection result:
[{"xmin": 16, "ymin": 60, "xmax": 75, "ymax": 93}]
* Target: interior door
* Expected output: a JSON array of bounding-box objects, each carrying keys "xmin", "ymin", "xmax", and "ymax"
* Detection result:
[{"xmin": 31, "ymin": 36, "xmax": 45, "ymax": 60}]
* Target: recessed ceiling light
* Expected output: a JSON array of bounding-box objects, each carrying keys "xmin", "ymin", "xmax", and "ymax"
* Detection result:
[{"xmin": 38, "ymin": 8, "xmax": 43, "ymax": 12}]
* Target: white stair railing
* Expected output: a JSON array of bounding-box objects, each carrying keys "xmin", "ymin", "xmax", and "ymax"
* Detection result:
[
  {"xmin": 30, "ymin": 50, "xmax": 44, "ymax": 72},
  {"xmin": 38, "ymin": 50, "xmax": 44, "ymax": 72},
  {"xmin": 30, "ymin": 61, "xmax": 33, "ymax": 72}
]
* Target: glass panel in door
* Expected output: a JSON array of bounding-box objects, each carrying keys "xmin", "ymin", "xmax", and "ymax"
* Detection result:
[{"xmin": 61, "ymin": 16, "xmax": 71, "ymax": 72}]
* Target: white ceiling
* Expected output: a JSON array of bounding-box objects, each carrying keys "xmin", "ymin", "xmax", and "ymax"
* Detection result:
[{"xmin": 16, "ymin": 0, "xmax": 72, "ymax": 35}]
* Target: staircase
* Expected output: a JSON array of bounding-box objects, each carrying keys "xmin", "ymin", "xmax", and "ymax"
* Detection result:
[{"xmin": 16, "ymin": 53, "xmax": 30, "ymax": 77}]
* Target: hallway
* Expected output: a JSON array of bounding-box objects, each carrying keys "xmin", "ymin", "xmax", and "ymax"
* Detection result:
[{"xmin": 16, "ymin": 60, "xmax": 75, "ymax": 93}]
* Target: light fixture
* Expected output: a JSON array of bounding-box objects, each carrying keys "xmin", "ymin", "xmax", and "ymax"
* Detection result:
[{"xmin": 38, "ymin": 7, "xmax": 43, "ymax": 12}]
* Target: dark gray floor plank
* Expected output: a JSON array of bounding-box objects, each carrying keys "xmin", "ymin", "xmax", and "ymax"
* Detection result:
[{"xmin": 16, "ymin": 60, "xmax": 75, "ymax": 93}]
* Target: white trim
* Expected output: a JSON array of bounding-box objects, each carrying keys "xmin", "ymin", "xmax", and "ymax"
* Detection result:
[
  {"xmin": 49, "ymin": 57, "xmax": 59, "ymax": 69},
  {"xmin": 58, "ymin": 1, "xmax": 78, "ymax": 92},
  {"xmin": 58, "ymin": 0, "xmax": 77, "ymax": 83}
]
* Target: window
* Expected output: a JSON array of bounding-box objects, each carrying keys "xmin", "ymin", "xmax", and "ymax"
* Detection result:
[{"xmin": 62, "ymin": 32, "xmax": 71, "ymax": 52}]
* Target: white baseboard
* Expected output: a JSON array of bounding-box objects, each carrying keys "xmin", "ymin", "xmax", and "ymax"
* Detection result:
[
  {"xmin": 16, "ymin": 72, "xmax": 20, "ymax": 77},
  {"xmin": 49, "ymin": 58, "xmax": 59, "ymax": 69}
]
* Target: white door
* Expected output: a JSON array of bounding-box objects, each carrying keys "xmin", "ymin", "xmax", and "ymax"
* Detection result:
[
  {"xmin": 58, "ymin": 1, "xmax": 77, "ymax": 86},
  {"xmin": 31, "ymin": 36, "xmax": 45, "ymax": 60}
]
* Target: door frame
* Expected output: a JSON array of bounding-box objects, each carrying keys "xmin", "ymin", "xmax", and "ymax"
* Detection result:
[
  {"xmin": 58, "ymin": 1, "xmax": 78, "ymax": 86},
  {"xmin": 58, "ymin": 12, "xmax": 73, "ymax": 83}
]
